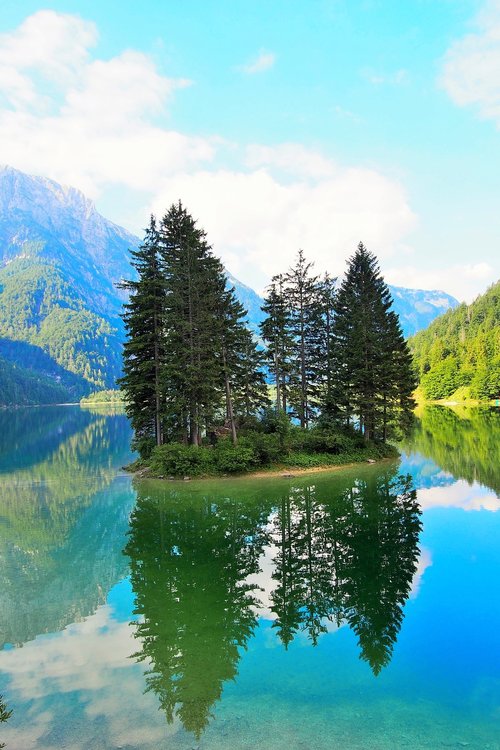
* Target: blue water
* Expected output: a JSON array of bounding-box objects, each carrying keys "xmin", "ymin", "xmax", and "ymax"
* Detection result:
[{"xmin": 0, "ymin": 405, "xmax": 499, "ymax": 749}]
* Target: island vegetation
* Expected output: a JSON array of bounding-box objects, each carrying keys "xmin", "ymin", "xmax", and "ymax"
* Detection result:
[{"xmin": 120, "ymin": 202, "xmax": 415, "ymax": 478}]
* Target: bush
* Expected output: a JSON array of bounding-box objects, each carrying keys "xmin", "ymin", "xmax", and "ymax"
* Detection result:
[
  {"xmin": 150, "ymin": 443, "xmax": 212, "ymax": 477},
  {"xmin": 240, "ymin": 432, "xmax": 284, "ymax": 465},
  {"xmin": 290, "ymin": 427, "xmax": 359, "ymax": 455},
  {"xmin": 213, "ymin": 438, "xmax": 257, "ymax": 473},
  {"xmin": 132, "ymin": 435, "xmax": 156, "ymax": 460}
]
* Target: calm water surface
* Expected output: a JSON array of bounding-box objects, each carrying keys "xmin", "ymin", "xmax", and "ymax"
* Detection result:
[{"xmin": 0, "ymin": 405, "xmax": 499, "ymax": 749}]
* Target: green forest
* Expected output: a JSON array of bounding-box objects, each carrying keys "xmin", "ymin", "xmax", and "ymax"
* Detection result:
[
  {"xmin": 0, "ymin": 257, "xmax": 122, "ymax": 393},
  {"xmin": 410, "ymin": 280, "xmax": 500, "ymax": 401},
  {"xmin": 120, "ymin": 203, "xmax": 415, "ymax": 477}
]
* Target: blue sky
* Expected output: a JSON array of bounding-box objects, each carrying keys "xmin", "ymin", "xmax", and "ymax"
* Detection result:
[{"xmin": 0, "ymin": 0, "xmax": 498, "ymax": 300}]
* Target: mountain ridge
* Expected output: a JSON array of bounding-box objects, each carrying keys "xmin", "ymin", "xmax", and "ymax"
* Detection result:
[{"xmin": 0, "ymin": 165, "xmax": 460, "ymax": 404}]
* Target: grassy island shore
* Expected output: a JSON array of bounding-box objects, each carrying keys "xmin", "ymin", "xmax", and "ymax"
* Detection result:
[{"xmin": 127, "ymin": 427, "xmax": 399, "ymax": 481}]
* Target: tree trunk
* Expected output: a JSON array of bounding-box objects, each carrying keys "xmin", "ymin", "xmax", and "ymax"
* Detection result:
[{"xmin": 223, "ymin": 347, "xmax": 237, "ymax": 444}]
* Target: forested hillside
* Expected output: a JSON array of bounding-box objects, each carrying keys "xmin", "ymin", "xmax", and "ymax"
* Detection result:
[
  {"xmin": 0, "ymin": 165, "xmax": 460, "ymax": 406},
  {"xmin": 410, "ymin": 280, "xmax": 500, "ymax": 401}
]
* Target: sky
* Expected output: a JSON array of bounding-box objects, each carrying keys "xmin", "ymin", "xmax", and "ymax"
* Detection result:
[{"xmin": 0, "ymin": 0, "xmax": 499, "ymax": 301}]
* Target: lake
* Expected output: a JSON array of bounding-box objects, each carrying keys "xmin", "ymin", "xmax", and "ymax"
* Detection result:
[{"xmin": 0, "ymin": 405, "xmax": 499, "ymax": 749}]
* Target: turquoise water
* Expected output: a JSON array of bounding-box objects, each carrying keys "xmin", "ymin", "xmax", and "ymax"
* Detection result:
[{"xmin": 0, "ymin": 405, "xmax": 499, "ymax": 749}]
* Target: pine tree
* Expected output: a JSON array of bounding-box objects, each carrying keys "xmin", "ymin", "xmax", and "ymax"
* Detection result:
[
  {"xmin": 316, "ymin": 272, "xmax": 338, "ymax": 422},
  {"xmin": 330, "ymin": 243, "xmax": 415, "ymax": 440},
  {"xmin": 284, "ymin": 250, "xmax": 321, "ymax": 428},
  {"xmin": 158, "ymin": 202, "xmax": 265, "ymax": 445},
  {"xmin": 231, "ymin": 328, "xmax": 270, "ymax": 421},
  {"xmin": 260, "ymin": 274, "xmax": 294, "ymax": 413},
  {"xmin": 118, "ymin": 216, "xmax": 165, "ymax": 453},
  {"xmin": 159, "ymin": 202, "xmax": 227, "ymax": 445}
]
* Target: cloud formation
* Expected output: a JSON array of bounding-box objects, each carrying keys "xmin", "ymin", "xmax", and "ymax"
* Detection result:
[
  {"xmin": 0, "ymin": 10, "xmax": 417, "ymax": 293},
  {"xmin": 239, "ymin": 50, "xmax": 276, "ymax": 74},
  {"xmin": 151, "ymin": 161, "xmax": 416, "ymax": 291},
  {"xmin": 385, "ymin": 261, "xmax": 495, "ymax": 304},
  {"xmin": 440, "ymin": 0, "xmax": 500, "ymax": 127}
]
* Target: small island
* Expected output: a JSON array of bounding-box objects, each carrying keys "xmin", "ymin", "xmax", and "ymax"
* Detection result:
[{"xmin": 121, "ymin": 204, "xmax": 414, "ymax": 479}]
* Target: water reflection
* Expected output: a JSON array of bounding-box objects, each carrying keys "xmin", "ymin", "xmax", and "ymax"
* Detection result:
[
  {"xmin": 0, "ymin": 694, "xmax": 12, "ymax": 749},
  {"xmin": 405, "ymin": 405, "xmax": 500, "ymax": 495},
  {"xmin": 0, "ymin": 407, "xmax": 134, "ymax": 647},
  {"xmin": 126, "ymin": 486, "xmax": 271, "ymax": 738},
  {"xmin": 127, "ymin": 466, "xmax": 421, "ymax": 736}
]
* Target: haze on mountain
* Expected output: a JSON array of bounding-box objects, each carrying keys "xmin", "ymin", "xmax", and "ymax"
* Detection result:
[{"xmin": 0, "ymin": 165, "xmax": 459, "ymax": 406}]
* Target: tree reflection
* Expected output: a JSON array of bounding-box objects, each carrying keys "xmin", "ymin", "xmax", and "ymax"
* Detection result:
[
  {"xmin": 125, "ymin": 484, "xmax": 270, "ymax": 739},
  {"xmin": 127, "ymin": 467, "xmax": 421, "ymax": 737},
  {"xmin": 406, "ymin": 405, "xmax": 500, "ymax": 495},
  {"xmin": 270, "ymin": 468, "xmax": 421, "ymax": 673},
  {"xmin": 0, "ymin": 693, "xmax": 12, "ymax": 749},
  {"xmin": 342, "ymin": 471, "xmax": 421, "ymax": 674}
]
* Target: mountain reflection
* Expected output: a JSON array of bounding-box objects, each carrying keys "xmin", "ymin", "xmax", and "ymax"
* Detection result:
[
  {"xmin": 405, "ymin": 405, "xmax": 500, "ymax": 495},
  {"xmin": 127, "ymin": 466, "xmax": 421, "ymax": 737},
  {"xmin": 0, "ymin": 407, "xmax": 134, "ymax": 648}
]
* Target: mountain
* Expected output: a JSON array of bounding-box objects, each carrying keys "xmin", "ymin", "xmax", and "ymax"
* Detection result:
[
  {"xmin": 0, "ymin": 165, "xmax": 459, "ymax": 405},
  {"xmin": 387, "ymin": 285, "xmax": 458, "ymax": 338},
  {"xmin": 0, "ymin": 165, "xmax": 134, "ymax": 398},
  {"xmin": 410, "ymin": 280, "xmax": 500, "ymax": 401}
]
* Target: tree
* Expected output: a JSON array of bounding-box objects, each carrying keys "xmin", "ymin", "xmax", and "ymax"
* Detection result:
[
  {"xmin": 285, "ymin": 250, "xmax": 321, "ymax": 428},
  {"xmin": 159, "ymin": 202, "xmax": 223, "ymax": 445},
  {"xmin": 260, "ymin": 274, "xmax": 294, "ymax": 413},
  {"xmin": 230, "ymin": 327, "xmax": 270, "ymax": 422},
  {"xmin": 330, "ymin": 243, "xmax": 415, "ymax": 440},
  {"xmin": 118, "ymin": 216, "xmax": 165, "ymax": 453},
  {"xmin": 316, "ymin": 272, "xmax": 338, "ymax": 422},
  {"xmin": 158, "ymin": 202, "xmax": 265, "ymax": 445},
  {"xmin": 0, "ymin": 694, "xmax": 12, "ymax": 749}
]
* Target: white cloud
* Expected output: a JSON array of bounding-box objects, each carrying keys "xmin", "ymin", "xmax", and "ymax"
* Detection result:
[
  {"xmin": 245, "ymin": 142, "xmax": 336, "ymax": 179},
  {"xmin": 417, "ymin": 479, "xmax": 500, "ymax": 512},
  {"xmin": 410, "ymin": 547, "xmax": 433, "ymax": 599},
  {"xmin": 151, "ymin": 159, "xmax": 417, "ymax": 292},
  {"xmin": 0, "ymin": 11, "xmax": 417, "ymax": 291},
  {"xmin": 385, "ymin": 262, "xmax": 496, "ymax": 303},
  {"xmin": 440, "ymin": 0, "xmax": 500, "ymax": 126},
  {"xmin": 0, "ymin": 602, "xmax": 179, "ymax": 749},
  {"xmin": 0, "ymin": 11, "xmax": 212, "ymax": 199},
  {"xmin": 239, "ymin": 50, "xmax": 276, "ymax": 74}
]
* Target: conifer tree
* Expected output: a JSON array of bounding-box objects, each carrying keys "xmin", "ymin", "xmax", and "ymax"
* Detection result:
[
  {"xmin": 231, "ymin": 328, "xmax": 270, "ymax": 421},
  {"xmin": 284, "ymin": 250, "xmax": 321, "ymax": 428},
  {"xmin": 316, "ymin": 273, "xmax": 338, "ymax": 421},
  {"xmin": 158, "ymin": 202, "xmax": 265, "ymax": 445},
  {"xmin": 119, "ymin": 216, "xmax": 165, "ymax": 453},
  {"xmin": 159, "ymin": 202, "xmax": 227, "ymax": 445},
  {"xmin": 260, "ymin": 274, "xmax": 294, "ymax": 413},
  {"xmin": 330, "ymin": 243, "xmax": 415, "ymax": 440}
]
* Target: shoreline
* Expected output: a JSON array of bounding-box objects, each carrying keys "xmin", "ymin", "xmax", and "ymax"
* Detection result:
[{"xmin": 130, "ymin": 454, "xmax": 398, "ymax": 484}]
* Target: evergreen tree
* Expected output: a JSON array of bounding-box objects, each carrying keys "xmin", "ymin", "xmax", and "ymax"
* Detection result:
[
  {"xmin": 158, "ymin": 202, "xmax": 265, "ymax": 445},
  {"xmin": 159, "ymin": 203, "xmax": 229, "ymax": 445},
  {"xmin": 217, "ymin": 285, "xmax": 261, "ymax": 442},
  {"xmin": 231, "ymin": 327, "xmax": 270, "ymax": 421},
  {"xmin": 330, "ymin": 243, "xmax": 415, "ymax": 440},
  {"xmin": 260, "ymin": 274, "xmax": 294, "ymax": 413},
  {"xmin": 118, "ymin": 216, "xmax": 165, "ymax": 453},
  {"xmin": 316, "ymin": 272, "xmax": 338, "ymax": 421},
  {"xmin": 285, "ymin": 250, "xmax": 321, "ymax": 428}
]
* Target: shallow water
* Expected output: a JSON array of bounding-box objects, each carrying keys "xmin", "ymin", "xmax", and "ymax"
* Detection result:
[{"xmin": 0, "ymin": 405, "xmax": 499, "ymax": 749}]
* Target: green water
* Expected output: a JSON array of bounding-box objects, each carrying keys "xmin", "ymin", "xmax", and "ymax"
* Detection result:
[{"xmin": 0, "ymin": 405, "xmax": 499, "ymax": 749}]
